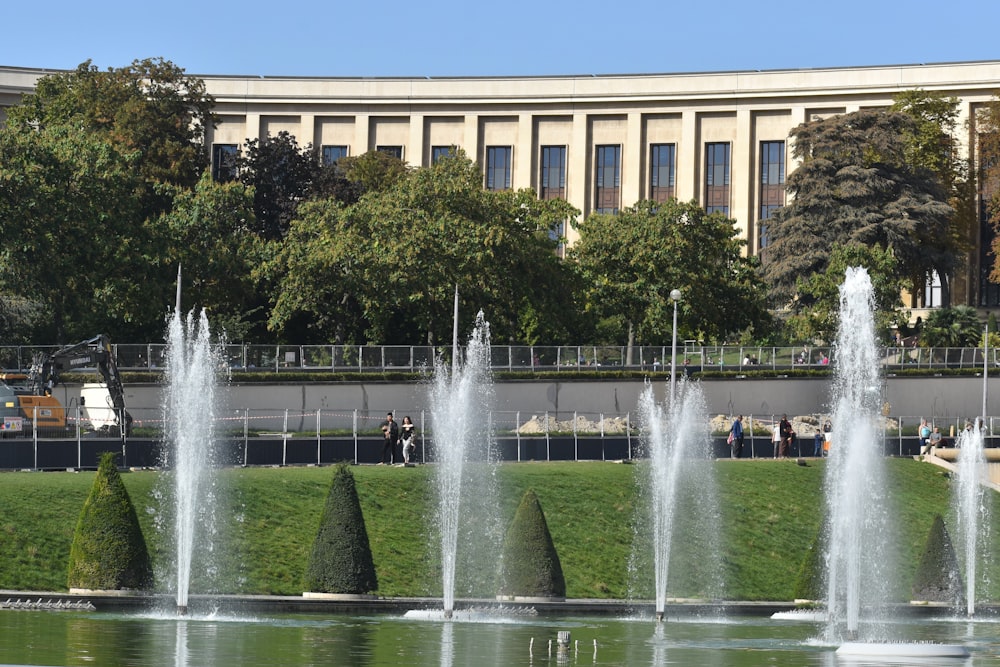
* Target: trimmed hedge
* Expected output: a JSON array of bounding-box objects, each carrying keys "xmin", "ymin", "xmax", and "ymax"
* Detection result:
[
  {"xmin": 498, "ymin": 488, "xmax": 565, "ymax": 598},
  {"xmin": 67, "ymin": 452, "xmax": 152, "ymax": 590},
  {"xmin": 304, "ymin": 463, "xmax": 378, "ymax": 594},
  {"xmin": 911, "ymin": 513, "xmax": 964, "ymax": 604}
]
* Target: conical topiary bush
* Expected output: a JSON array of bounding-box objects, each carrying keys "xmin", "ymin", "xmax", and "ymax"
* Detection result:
[
  {"xmin": 498, "ymin": 488, "xmax": 566, "ymax": 600},
  {"xmin": 304, "ymin": 463, "xmax": 378, "ymax": 597},
  {"xmin": 792, "ymin": 526, "xmax": 824, "ymax": 604},
  {"xmin": 911, "ymin": 513, "xmax": 964, "ymax": 605},
  {"xmin": 67, "ymin": 451, "xmax": 153, "ymax": 591}
]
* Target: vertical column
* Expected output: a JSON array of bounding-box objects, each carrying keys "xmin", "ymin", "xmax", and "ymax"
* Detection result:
[
  {"xmin": 409, "ymin": 114, "xmax": 425, "ymax": 166},
  {"xmin": 514, "ymin": 113, "xmax": 533, "ymax": 190},
  {"xmin": 299, "ymin": 114, "xmax": 316, "ymax": 148},
  {"xmin": 677, "ymin": 110, "xmax": 698, "ymax": 202},
  {"xmin": 623, "ymin": 112, "xmax": 643, "ymax": 206},
  {"xmin": 464, "ymin": 114, "xmax": 480, "ymax": 166},
  {"xmin": 244, "ymin": 113, "xmax": 262, "ymax": 143},
  {"xmin": 788, "ymin": 107, "xmax": 808, "ymax": 173},
  {"xmin": 354, "ymin": 114, "xmax": 371, "ymax": 155},
  {"xmin": 732, "ymin": 107, "xmax": 753, "ymax": 245},
  {"xmin": 565, "ymin": 112, "xmax": 589, "ymax": 245}
]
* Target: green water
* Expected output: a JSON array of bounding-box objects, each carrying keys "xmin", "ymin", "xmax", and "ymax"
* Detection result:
[{"xmin": 2, "ymin": 610, "xmax": 1000, "ymax": 666}]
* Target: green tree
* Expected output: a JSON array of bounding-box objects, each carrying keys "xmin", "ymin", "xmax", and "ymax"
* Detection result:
[
  {"xmin": 0, "ymin": 125, "xmax": 145, "ymax": 341},
  {"xmin": 336, "ymin": 150, "xmax": 410, "ymax": 194},
  {"xmin": 238, "ymin": 131, "xmax": 319, "ymax": 241},
  {"xmin": 890, "ymin": 90, "xmax": 974, "ymax": 306},
  {"xmin": 498, "ymin": 489, "xmax": 566, "ymax": 599},
  {"xmin": 569, "ymin": 199, "xmax": 770, "ymax": 357},
  {"xmin": 6, "ymin": 58, "xmax": 215, "ymax": 218},
  {"xmin": 157, "ymin": 173, "xmax": 264, "ymax": 340},
  {"xmin": 304, "ymin": 464, "xmax": 378, "ymax": 595},
  {"xmin": 761, "ymin": 109, "xmax": 955, "ymax": 308},
  {"xmin": 919, "ymin": 305, "xmax": 983, "ymax": 347},
  {"xmin": 790, "ymin": 245, "xmax": 903, "ymax": 343},
  {"xmin": 67, "ymin": 452, "xmax": 153, "ymax": 591},
  {"xmin": 0, "ymin": 58, "xmax": 218, "ymax": 341},
  {"xmin": 265, "ymin": 150, "xmax": 581, "ymax": 344}
]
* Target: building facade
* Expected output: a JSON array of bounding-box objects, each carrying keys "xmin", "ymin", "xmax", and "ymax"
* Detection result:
[{"xmin": 3, "ymin": 61, "xmax": 1000, "ymax": 308}]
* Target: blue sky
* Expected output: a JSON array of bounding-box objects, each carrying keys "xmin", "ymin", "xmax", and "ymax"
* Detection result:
[{"xmin": 5, "ymin": 0, "xmax": 999, "ymax": 78}]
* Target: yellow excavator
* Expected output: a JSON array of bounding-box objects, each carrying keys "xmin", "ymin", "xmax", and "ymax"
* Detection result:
[{"xmin": 0, "ymin": 335, "xmax": 132, "ymax": 436}]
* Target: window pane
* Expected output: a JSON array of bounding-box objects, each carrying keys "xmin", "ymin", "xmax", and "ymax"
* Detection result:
[{"xmin": 321, "ymin": 145, "xmax": 348, "ymax": 166}]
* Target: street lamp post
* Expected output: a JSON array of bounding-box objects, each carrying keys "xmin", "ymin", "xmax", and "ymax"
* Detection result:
[{"xmin": 669, "ymin": 289, "xmax": 681, "ymax": 405}]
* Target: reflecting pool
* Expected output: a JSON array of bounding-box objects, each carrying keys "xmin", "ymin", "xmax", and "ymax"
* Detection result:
[{"xmin": 3, "ymin": 610, "xmax": 1000, "ymax": 666}]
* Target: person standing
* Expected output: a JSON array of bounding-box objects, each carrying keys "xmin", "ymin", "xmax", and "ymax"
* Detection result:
[
  {"xmin": 380, "ymin": 412, "xmax": 400, "ymax": 465},
  {"xmin": 779, "ymin": 414, "xmax": 794, "ymax": 458},
  {"xmin": 729, "ymin": 415, "xmax": 745, "ymax": 459},
  {"xmin": 400, "ymin": 415, "xmax": 416, "ymax": 464}
]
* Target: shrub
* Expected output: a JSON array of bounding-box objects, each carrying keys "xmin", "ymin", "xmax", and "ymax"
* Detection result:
[
  {"xmin": 911, "ymin": 513, "xmax": 964, "ymax": 604},
  {"xmin": 498, "ymin": 488, "xmax": 566, "ymax": 598},
  {"xmin": 67, "ymin": 452, "xmax": 153, "ymax": 590},
  {"xmin": 792, "ymin": 528, "xmax": 824, "ymax": 602},
  {"xmin": 304, "ymin": 463, "xmax": 378, "ymax": 594}
]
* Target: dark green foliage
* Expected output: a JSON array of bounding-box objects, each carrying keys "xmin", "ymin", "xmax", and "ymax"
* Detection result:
[
  {"xmin": 792, "ymin": 527, "xmax": 825, "ymax": 601},
  {"xmin": 498, "ymin": 488, "xmax": 566, "ymax": 598},
  {"xmin": 67, "ymin": 452, "xmax": 152, "ymax": 590},
  {"xmin": 911, "ymin": 514, "xmax": 963, "ymax": 603},
  {"xmin": 304, "ymin": 464, "xmax": 378, "ymax": 594}
]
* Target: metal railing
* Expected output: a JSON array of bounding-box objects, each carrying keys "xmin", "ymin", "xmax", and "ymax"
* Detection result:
[
  {"xmin": 3, "ymin": 404, "xmax": 994, "ymax": 471},
  {"xmin": 1, "ymin": 344, "xmax": 998, "ymax": 374}
]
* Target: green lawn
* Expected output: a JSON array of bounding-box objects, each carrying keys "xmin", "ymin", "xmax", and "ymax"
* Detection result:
[{"xmin": 0, "ymin": 458, "xmax": 992, "ymax": 601}]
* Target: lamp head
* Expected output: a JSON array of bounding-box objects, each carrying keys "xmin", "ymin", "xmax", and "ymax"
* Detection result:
[{"xmin": 669, "ymin": 289, "xmax": 682, "ymax": 302}]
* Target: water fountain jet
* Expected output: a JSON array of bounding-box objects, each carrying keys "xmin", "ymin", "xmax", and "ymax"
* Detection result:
[
  {"xmin": 163, "ymin": 305, "xmax": 220, "ymax": 615},
  {"xmin": 428, "ymin": 307, "xmax": 498, "ymax": 618},
  {"xmin": 824, "ymin": 267, "xmax": 967, "ymax": 658}
]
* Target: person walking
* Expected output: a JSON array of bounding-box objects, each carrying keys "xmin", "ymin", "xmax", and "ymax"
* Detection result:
[
  {"xmin": 729, "ymin": 415, "xmax": 745, "ymax": 459},
  {"xmin": 380, "ymin": 412, "xmax": 400, "ymax": 465},
  {"xmin": 400, "ymin": 415, "xmax": 417, "ymax": 464},
  {"xmin": 779, "ymin": 414, "xmax": 794, "ymax": 458}
]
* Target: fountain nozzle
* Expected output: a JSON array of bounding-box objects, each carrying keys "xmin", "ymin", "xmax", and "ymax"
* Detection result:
[
  {"xmin": 177, "ymin": 605, "xmax": 188, "ymax": 616},
  {"xmin": 443, "ymin": 609, "xmax": 453, "ymax": 620},
  {"xmin": 655, "ymin": 611, "xmax": 664, "ymax": 623}
]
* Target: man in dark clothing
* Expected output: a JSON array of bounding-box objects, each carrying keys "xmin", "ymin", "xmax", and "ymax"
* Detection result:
[
  {"xmin": 730, "ymin": 415, "xmax": 745, "ymax": 459},
  {"xmin": 380, "ymin": 412, "xmax": 400, "ymax": 464},
  {"xmin": 779, "ymin": 414, "xmax": 793, "ymax": 458}
]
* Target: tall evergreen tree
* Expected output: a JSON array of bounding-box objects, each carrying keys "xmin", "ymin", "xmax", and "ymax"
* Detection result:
[
  {"xmin": 761, "ymin": 109, "xmax": 954, "ymax": 308},
  {"xmin": 304, "ymin": 464, "xmax": 378, "ymax": 595},
  {"xmin": 67, "ymin": 452, "xmax": 152, "ymax": 591}
]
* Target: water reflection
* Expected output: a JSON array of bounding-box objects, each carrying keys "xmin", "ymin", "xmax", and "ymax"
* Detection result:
[{"xmin": 2, "ymin": 611, "xmax": 1000, "ymax": 666}]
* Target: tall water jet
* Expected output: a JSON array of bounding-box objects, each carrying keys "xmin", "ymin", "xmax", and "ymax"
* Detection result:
[
  {"xmin": 824, "ymin": 267, "xmax": 892, "ymax": 641},
  {"xmin": 638, "ymin": 380, "xmax": 722, "ymax": 621},
  {"xmin": 953, "ymin": 418, "xmax": 989, "ymax": 616},
  {"xmin": 163, "ymin": 308, "xmax": 219, "ymax": 614},
  {"xmin": 429, "ymin": 310, "xmax": 498, "ymax": 617}
]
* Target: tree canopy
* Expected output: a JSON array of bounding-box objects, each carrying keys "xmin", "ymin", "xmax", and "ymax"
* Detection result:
[
  {"xmin": 264, "ymin": 150, "xmax": 582, "ymax": 344},
  {"xmin": 570, "ymin": 199, "xmax": 771, "ymax": 352},
  {"xmin": 761, "ymin": 109, "xmax": 955, "ymax": 310}
]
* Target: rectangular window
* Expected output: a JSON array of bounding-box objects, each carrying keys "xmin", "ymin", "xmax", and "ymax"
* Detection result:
[
  {"xmin": 758, "ymin": 141, "xmax": 786, "ymax": 249},
  {"xmin": 595, "ymin": 145, "xmax": 621, "ymax": 214},
  {"xmin": 211, "ymin": 144, "xmax": 239, "ymax": 182},
  {"xmin": 649, "ymin": 144, "xmax": 676, "ymax": 203},
  {"xmin": 925, "ymin": 271, "xmax": 943, "ymax": 308},
  {"xmin": 540, "ymin": 146, "xmax": 566, "ymax": 200},
  {"xmin": 486, "ymin": 146, "xmax": 512, "ymax": 191},
  {"xmin": 432, "ymin": 146, "xmax": 455, "ymax": 164},
  {"xmin": 704, "ymin": 142, "xmax": 730, "ymax": 215},
  {"xmin": 321, "ymin": 145, "xmax": 348, "ymax": 166},
  {"xmin": 376, "ymin": 145, "xmax": 403, "ymax": 159}
]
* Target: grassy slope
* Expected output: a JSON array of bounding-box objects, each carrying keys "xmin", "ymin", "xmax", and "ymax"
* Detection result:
[{"xmin": 0, "ymin": 458, "xmax": 991, "ymax": 601}]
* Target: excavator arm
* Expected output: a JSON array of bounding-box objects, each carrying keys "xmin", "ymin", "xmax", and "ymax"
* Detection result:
[{"xmin": 28, "ymin": 335, "xmax": 132, "ymax": 435}]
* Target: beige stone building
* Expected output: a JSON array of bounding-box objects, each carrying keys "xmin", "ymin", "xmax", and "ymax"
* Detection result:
[{"xmin": 3, "ymin": 61, "xmax": 1000, "ymax": 308}]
